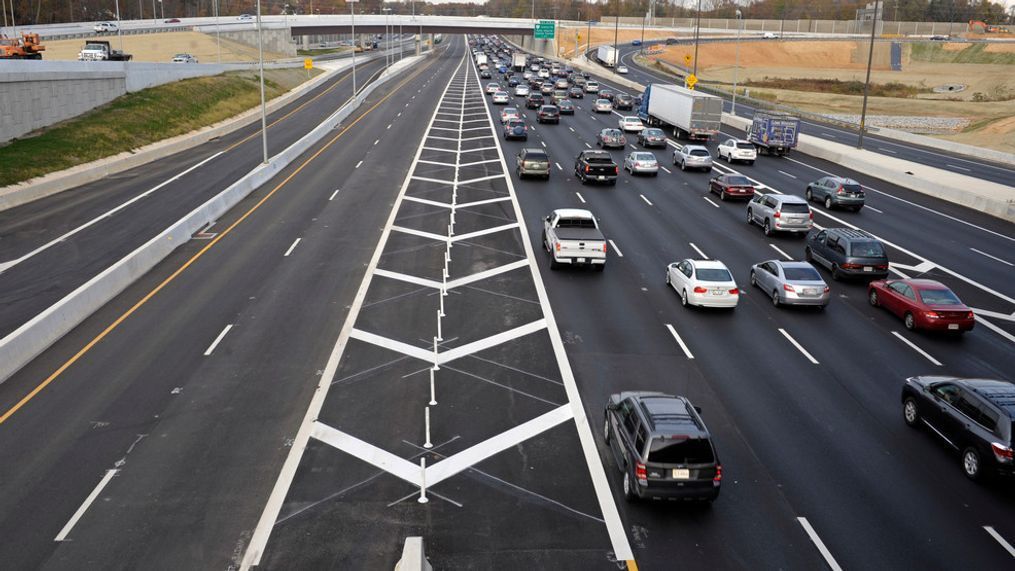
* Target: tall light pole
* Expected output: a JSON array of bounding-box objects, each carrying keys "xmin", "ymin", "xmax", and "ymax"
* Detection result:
[
  {"xmin": 586, "ymin": 13, "xmax": 591, "ymax": 59},
  {"xmin": 152, "ymin": 0, "xmax": 156, "ymax": 24},
  {"xmin": 350, "ymin": 0, "xmax": 357, "ymax": 95},
  {"xmin": 114, "ymin": 0, "xmax": 123, "ymax": 53},
  {"xmin": 214, "ymin": 0, "xmax": 221, "ymax": 63},
  {"xmin": 256, "ymin": 0, "xmax": 268, "ymax": 164},
  {"xmin": 692, "ymin": 0, "xmax": 701, "ymax": 78},
  {"xmin": 857, "ymin": 0, "xmax": 880, "ymax": 149},
  {"xmin": 640, "ymin": 10, "xmax": 646, "ymax": 53},
  {"xmin": 612, "ymin": 0, "xmax": 619, "ymax": 68},
  {"xmin": 732, "ymin": 9, "xmax": 742, "ymax": 115},
  {"xmin": 383, "ymin": 7, "xmax": 391, "ymax": 71}
]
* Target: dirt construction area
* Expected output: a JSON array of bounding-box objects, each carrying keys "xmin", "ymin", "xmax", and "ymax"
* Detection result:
[
  {"xmin": 41, "ymin": 31, "xmax": 288, "ymax": 63},
  {"xmin": 557, "ymin": 26, "xmax": 691, "ymax": 57}
]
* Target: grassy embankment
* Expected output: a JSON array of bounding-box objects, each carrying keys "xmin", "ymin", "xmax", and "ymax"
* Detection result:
[
  {"xmin": 909, "ymin": 42, "xmax": 1015, "ymax": 65},
  {"xmin": 0, "ymin": 68, "xmax": 320, "ymax": 187}
]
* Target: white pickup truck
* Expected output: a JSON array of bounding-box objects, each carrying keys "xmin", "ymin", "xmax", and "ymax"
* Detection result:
[{"xmin": 542, "ymin": 209, "xmax": 607, "ymax": 271}]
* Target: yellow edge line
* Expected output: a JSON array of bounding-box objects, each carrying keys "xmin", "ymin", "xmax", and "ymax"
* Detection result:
[
  {"xmin": 0, "ymin": 57, "xmax": 439, "ymax": 425},
  {"xmin": 627, "ymin": 559, "xmax": 639, "ymax": 571}
]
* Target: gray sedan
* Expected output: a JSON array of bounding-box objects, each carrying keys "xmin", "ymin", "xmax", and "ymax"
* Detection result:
[
  {"xmin": 750, "ymin": 260, "xmax": 830, "ymax": 308},
  {"xmin": 623, "ymin": 152, "xmax": 659, "ymax": 176}
]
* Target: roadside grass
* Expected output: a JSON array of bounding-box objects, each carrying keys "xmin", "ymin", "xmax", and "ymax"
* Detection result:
[
  {"xmin": 910, "ymin": 42, "xmax": 1015, "ymax": 65},
  {"xmin": 0, "ymin": 68, "xmax": 319, "ymax": 187},
  {"xmin": 743, "ymin": 77, "xmax": 925, "ymax": 98}
]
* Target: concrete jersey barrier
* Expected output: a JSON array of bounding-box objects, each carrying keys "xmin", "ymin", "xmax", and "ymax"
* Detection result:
[{"xmin": 0, "ymin": 52, "xmax": 429, "ymax": 385}]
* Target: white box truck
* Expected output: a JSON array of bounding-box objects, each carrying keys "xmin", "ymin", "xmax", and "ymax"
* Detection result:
[
  {"xmin": 596, "ymin": 45, "xmax": 618, "ymax": 67},
  {"xmin": 637, "ymin": 83, "xmax": 722, "ymax": 141},
  {"xmin": 512, "ymin": 52, "xmax": 527, "ymax": 71},
  {"xmin": 475, "ymin": 53, "xmax": 488, "ymax": 67}
]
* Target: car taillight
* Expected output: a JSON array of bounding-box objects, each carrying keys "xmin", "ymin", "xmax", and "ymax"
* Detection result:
[
  {"xmin": 925, "ymin": 311, "xmax": 941, "ymax": 319},
  {"xmin": 693, "ymin": 286, "xmax": 708, "ymax": 294},
  {"xmin": 713, "ymin": 464, "xmax": 723, "ymax": 483},
  {"xmin": 635, "ymin": 462, "xmax": 648, "ymax": 481},
  {"xmin": 602, "ymin": 243, "xmax": 608, "ymax": 253},
  {"xmin": 809, "ymin": 211, "xmax": 814, "ymax": 220},
  {"xmin": 967, "ymin": 311, "xmax": 975, "ymax": 319},
  {"xmin": 773, "ymin": 211, "xmax": 781, "ymax": 218},
  {"xmin": 991, "ymin": 442, "xmax": 1013, "ymax": 463},
  {"xmin": 876, "ymin": 264, "xmax": 888, "ymax": 270},
  {"xmin": 729, "ymin": 288, "xmax": 739, "ymax": 295},
  {"xmin": 614, "ymin": 166, "xmax": 619, "ymax": 175},
  {"xmin": 837, "ymin": 186, "xmax": 844, "ymax": 194},
  {"xmin": 823, "ymin": 286, "xmax": 830, "ymax": 293},
  {"xmin": 842, "ymin": 263, "xmax": 863, "ymax": 270},
  {"xmin": 783, "ymin": 284, "xmax": 796, "ymax": 292}
]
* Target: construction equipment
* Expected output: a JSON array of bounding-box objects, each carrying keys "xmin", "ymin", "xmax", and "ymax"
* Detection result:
[
  {"xmin": 0, "ymin": 32, "xmax": 46, "ymax": 59},
  {"xmin": 968, "ymin": 20, "xmax": 1011, "ymax": 34}
]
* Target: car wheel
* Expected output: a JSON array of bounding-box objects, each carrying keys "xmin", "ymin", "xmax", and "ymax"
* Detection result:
[
  {"xmin": 824, "ymin": 196, "xmax": 833, "ymax": 210},
  {"xmin": 665, "ymin": 272, "xmax": 671, "ymax": 285},
  {"xmin": 594, "ymin": 264, "xmax": 606, "ymax": 272},
  {"xmin": 746, "ymin": 209, "xmax": 753, "ymax": 225},
  {"xmin": 623, "ymin": 470, "xmax": 638, "ymax": 501},
  {"xmin": 747, "ymin": 161, "xmax": 755, "ymax": 166},
  {"xmin": 681, "ymin": 289, "xmax": 690, "ymax": 307},
  {"xmin": 680, "ymin": 160, "xmax": 686, "ymax": 171},
  {"xmin": 772, "ymin": 289, "xmax": 781, "ymax": 307},
  {"xmin": 903, "ymin": 397, "xmax": 920, "ymax": 427},
  {"xmin": 603, "ymin": 417, "xmax": 611, "ymax": 443},
  {"xmin": 962, "ymin": 447, "xmax": 982, "ymax": 480},
  {"xmin": 831, "ymin": 264, "xmax": 842, "ymax": 281},
  {"xmin": 720, "ymin": 190, "xmax": 727, "ymax": 201},
  {"xmin": 853, "ymin": 206, "xmax": 863, "ymax": 213},
  {"xmin": 904, "ymin": 312, "xmax": 916, "ymax": 331},
  {"xmin": 804, "ymin": 247, "xmax": 813, "ymax": 262},
  {"xmin": 750, "ymin": 271, "xmax": 757, "ymax": 287},
  {"xmin": 869, "ymin": 289, "xmax": 879, "ymax": 306},
  {"xmin": 706, "ymin": 167, "xmax": 713, "ymax": 173},
  {"xmin": 805, "ymin": 188, "xmax": 813, "ymax": 201},
  {"xmin": 763, "ymin": 219, "xmax": 773, "ymax": 236}
]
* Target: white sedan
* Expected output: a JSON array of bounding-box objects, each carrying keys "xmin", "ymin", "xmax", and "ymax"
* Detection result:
[
  {"xmin": 486, "ymin": 82, "xmax": 501, "ymax": 94},
  {"xmin": 616, "ymin": 65, "xmax": 629, "ymax": 74},
  {"xmin": 716, "ymin": 138, "xmax": 757, "ymax": 165},
  {"xmin": 514, "ymin": 85, "xmax": 530, "ymax": 97},
  {"xmin": 666, "ymin": 259, "xmax": 740, "ymax": 309},
  {"xmin": 618, "ymin": 116, "xmax": 644, "ymax": 132},
  {"xmin": 500, "ymin": 107, "xmax": 521, "ymax": 123},
  {"xmin": 492, "ymin": 91, "xmax": 510, "ymax": 104}
]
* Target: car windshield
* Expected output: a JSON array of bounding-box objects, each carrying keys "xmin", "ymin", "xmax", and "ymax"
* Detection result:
[
  {"xmin": 780, "ymin": 202, "xmax": 810, "ymax": 214},
  {"xmin": 695, "ymin": 268, "xmax": 732, "ymax": 282},
  {"xmin": 918, "ymin": 288, "xmax": 962, "ymax": 305},
  {"xmin": 726, "ymin": 176, "xmax": 752, "ymax": 186},
  {"xmin": 784, "ymin": 267, "xmax": 822, "ymax": 281},
  {"xmin": 736, "ymin": 142, "xmax": 755, "ymax": 150},
  {"xmin": 647, "ymin": 437, "xmax": 715, "ymax": 464},
  {"xmin": 689, "ymin": 149, "xmax": 710, "ymax": 157},
  {"xmin": 557, "ymin": 217, "xmax": 596, "ymax": 228},
  {"xmin": 849, "ymin": 241, "xmax": 885, "ymax": 257}
]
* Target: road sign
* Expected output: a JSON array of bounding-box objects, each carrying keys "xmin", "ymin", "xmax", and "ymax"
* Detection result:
[
  {"xmin": 684, "ymin": 54, "xmax": 692, "ymax": 66},
  {"xmin": 304, "ymin": 58, "xmax": 313, "ymax": 70},
  {"xmin": 534, "ymin": 20, "xmax": 555, "ymax": 40},
  {"xmin": 686, "ymin": 74, "xmax": 698, "ymax": 90}
]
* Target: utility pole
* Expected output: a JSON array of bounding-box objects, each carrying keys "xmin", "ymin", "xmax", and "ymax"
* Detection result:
[
  {"xmin": 256, "ymin": 0, "xmax": 268, "ymax": 164},
  {"xmin": 732, "ymin": 9, "xmax": 742, "ymax": 115},
  {"xmin": 612, "ymin": 0, "xmax": 619, "ymax": 68},
  {"xmin": 857, "ymin": 0, "xmax": 880, "ymax": 149},
  {"xmin": 692, "ymin": 0, "xmax": 701, "ymax": 77},
  {"xmin": 350, "ymin": 0, "xmax": 357, "ymax": 94}
]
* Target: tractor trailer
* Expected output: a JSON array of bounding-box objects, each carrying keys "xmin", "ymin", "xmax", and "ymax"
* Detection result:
[
  {"xmin": 637, "ymin": 83, "xmax": 722, "ymax": 140},
  {"xmin": 596, "ymin": 45, "xmax": 618, "ymax": 67}
]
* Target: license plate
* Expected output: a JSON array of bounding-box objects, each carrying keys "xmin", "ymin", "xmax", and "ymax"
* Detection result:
[
  {"xmin": 805, "ymin": 288, "xmax": 818, "ymax": 295},
  {"xmin": 948, "ymin": 324, "xmax": 959, "ymax": 330},
  {"xmin": 864, "ymin": 266, "xmax": 873, "ymax": 272},
  {"xmin": 576, "ymin": 258, "xmax": 586, "ymax": 263},
  {"xmin": 712, "ymin": 289, "xmax": 724, "ymax": 296},
  {"xmin": 672, "ymin": 469, "xmax": 690, "ymax": 479},
  {"xmin": 597, "ymin": 176, "xmax": 606, "ymax": 180}
]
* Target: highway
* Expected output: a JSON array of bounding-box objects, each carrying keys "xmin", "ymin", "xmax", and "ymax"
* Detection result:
[
  {"xmin": 0, "ymin": 33, "xmax": 1012, "ymax": 570},
  {"xmin": 611, "ymin": 43, "xmax": 1015, "ymax": 186}
]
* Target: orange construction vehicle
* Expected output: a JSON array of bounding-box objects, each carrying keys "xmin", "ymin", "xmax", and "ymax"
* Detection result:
[
  {"xmin": 0, "ymin": 32, "xmax": 45, "ymax": 59},
  {"xmin": 968, "ymin": 20, "xmax": 1011, "ymax": 34}
]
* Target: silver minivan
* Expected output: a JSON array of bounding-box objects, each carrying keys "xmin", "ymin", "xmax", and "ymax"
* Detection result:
[{"xmin": 746, "ymin": 194, "xmax": 812, "ymax": 236}]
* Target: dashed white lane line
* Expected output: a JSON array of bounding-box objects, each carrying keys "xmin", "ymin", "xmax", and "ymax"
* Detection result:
[
  {"xmin": 891, "ymin": 331, "xmax": 942, "ymax": 366},
  {"xmin": 660, "ymin": 166, "xmax": 671, "ymax": 174},
  {"xmin": 329, "ymin": 189, "xmax": 340, "ymax": 201},
  {"xmin": 664, "ymin": 323, "xmax": 695, "ymax": 360},
  {"xmin": 947, "ymin": 164, "xmax": 971, "ymax": 172},
  {"xmin": 541, "ymin": 141, "xmax": 547, "ymax": 148},
  {"xmin": 819, "ymin": 132, "xmax": 837, "ymax": 139},
  {"xmin": 984, "ymin": 526, "xmax": 1015, "ymax": 558},
  {"xmin": 703, "ymin": 197, "xmax": 720, "ymax": 208},
  {"xmin": 878, "ymin": 147, "xmax": 898, "ymax": 154},
  {"xmin": 284, "ymin": 238, "xmax": 302, "ymax": 257},
  {"xmin": 779, "ymin": 328, "xmax": 820, "ymax": 364},
  {"xmin": 585, "ymin": 142, "xmax": 592, "ymax": 148},
  {"xmin": 204, "ymin": 324, "xmax": 234, "ymax": 356},
  {"xmin": 689, "ymin": 242, "xmax": 708, "ymax": 259},
  {"xmin": 569, "ymin": 126, "xmax": 575, "ymax": 132},
  {"xmin": 54, "ymin": 469, "xmax": 119, "ymax": 541},
  {"xmin": 639, "ymin": 194, "xmax": 654, "ymax": 206},
  {"xmin": 797, "ymin": 517, "xmax": 843, "ymax": 571},
  {"xmin": 778, "ymin": 170, "xmax": 797, "ymax": 179},
  {"xmin": 575, "ymin": 192, "xmax": 586, "ymax": 204},
  {"xmin": 555, "ymin": 162, "xmax": 563, "ymax": 171},
  {"xmin": 608, "ymin": 239, "xmax": 624, "ymax": 257},
  {"xmin": 355, "ymin": 160, "xmax": 363, "ymax": 169},
  {"xmin": 769, "ymin": 243, "xmax": 794, "ymax": 260},
  {"xmin": 374, "ymin": 139, "xmax": 380, "ymax": 146},
  {"xmin": 970, "ymin": 247, "xmax": 1013, "ymax": 266},
  {"xmin": 630, "ymin": 144, "xmax": 638, "ymax": 150},
  {"xmin": 864, "ymin": 205, "xmax": 884, "ymax": 214},
  {"xmin": 387, "ymin": 124, "xmax": 392, "ymax": 129}
]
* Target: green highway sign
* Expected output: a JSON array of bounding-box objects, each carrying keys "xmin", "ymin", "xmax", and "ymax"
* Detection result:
[{"xmin": 534, "ymin": 20, "xmax": 555, "ymax": 40}]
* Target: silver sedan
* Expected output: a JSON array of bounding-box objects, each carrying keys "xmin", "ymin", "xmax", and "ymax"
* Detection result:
[
  {"xmin": 750, "ymin": 260, "xmax": 830, "ymax": 308},
  {"xmin": 624, "ymin": 152, "xmax": 659, "ymax": 176}
]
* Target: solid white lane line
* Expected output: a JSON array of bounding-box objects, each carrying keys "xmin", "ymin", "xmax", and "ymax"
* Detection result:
[
  {"xmin": 664, "ymin": 324, "xmax": 695, "ymax": 359},
  {"xmin": 703, "ymin": 197, "xmax": 720, "ymax": 208},
  {"xmin": 575, "ymin": 192, "xmax": 586, "ymax": 203},
  {"xmin": 770, "ymin": 243, "xmax": 794, "ymax": 260},
  {"xmin": 329, "ymin": 189, "xmax": 340, "ymax": 201},
  {"xmin": 947, "ymin": 164, "xmax": 971, "ymax": 172},
  {"xmin": 797, "ymin": 517, "xmax": 843, "ymax": 571},
  {"xmin": 984, "ymin": 526, "xmax": 1015, "ymax": 558},
  {"xmin": 555, "ymin": 162, "xmax": 562, "ymax": 171},
  {"xmin": 864, "ymin": 205, "xmax": 884, "ymax": 214},
  {"xmin": 284, "ymin": 238, "xmax": 302, "ymax": 257},
  {"xmin": 204, "ymin": 324, "xmax": 234, "ymax": 356},
  {"xmin": 640, "ymin": 194, "xmax": 654, "ymax": 206},
  {"xmin": 355, "ymin": 160, "xmax": 363, "ymax": 169},
  {"xmin": 54, "ymin": 469, "xmax": 119, "ymax": 541},
  {"xmin": 689, "ymin": 242, "xmax": 708, "ymax": 259},
  {"xmin": 660, "ymin": 166, "xmax": 671, "ymax": 174},
  {"xmin": 891, "ymin": 331, "xmax": 942, "ymax": 366},
  {"xmin": 970, "ymin": 247, "xmax": 1013, "ymax": 266},
  {"xmin": 608, "ymin": 239, "xmax": 624, "ymax": 257},
  {"xmin": 779, "ymin": 329, "xmax": 819, "ymax": 364},
  {"xmin": 778, "ymin": 170, "xmax": 797, "ymax": 179}
]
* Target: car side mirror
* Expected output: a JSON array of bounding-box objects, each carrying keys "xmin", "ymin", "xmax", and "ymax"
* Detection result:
[
  {"xmin": 544, "ymin": 215, "xmax": 552, "ymax": 222},
  {"xmin": 606, "ymin": 402, "xmax": 619, "ymax": 411}
]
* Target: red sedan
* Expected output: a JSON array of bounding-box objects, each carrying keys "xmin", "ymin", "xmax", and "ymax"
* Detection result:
[
  {"xmin": 708, "ymin": 174, "xmax": 756, "ymax": 201},
  {"xmin": 868, "ymin": 279, "xmax": 975, "ymax": 333}
]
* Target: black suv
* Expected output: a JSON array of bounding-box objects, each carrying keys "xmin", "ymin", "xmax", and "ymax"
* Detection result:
[
  {"xmin": 604, "ymin": 391, "xmax": 721, "ymax": 502},
  {"xmin": 902, "ymin": 376, "xmax": 1014, "ymax": 480},
  {"xmin": 805, "ymin": 228, "xmax": 889, "ymax": 281}
]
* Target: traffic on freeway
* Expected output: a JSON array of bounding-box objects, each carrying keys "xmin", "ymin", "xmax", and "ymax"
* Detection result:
[{"xmin": 0, "ymin": 31, "xmax": 1012, "ymax": 571}]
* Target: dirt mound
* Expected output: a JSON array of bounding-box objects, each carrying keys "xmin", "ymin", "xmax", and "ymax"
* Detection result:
[{"xmin": 658, "ymin": 40, "xmax": 891, "ymax": 71}]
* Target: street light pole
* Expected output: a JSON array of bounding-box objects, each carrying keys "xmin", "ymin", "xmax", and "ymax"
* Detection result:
[
  {"xmin": 612, "ymin": 0, "xmax": 619, "ymax": 69},
  {"xmin": 692, "ymin": 0, "xmax": 701, "ymax": 78},
  {"xmin": 857, "ymin": 0, "xmax": 880, "ymax": 149},
  {"xmin": 256, "ymin": 0, "xmax": 268, "ymax": 164},
  {"xmin": 383, "ymin": 7, "xmax": 391, "ymax": 71},
  {"xmin": 350, "ymin": 0, "xmax": 357, "ymax": 95},
  {"xmin": 114, "ymin": 0, "xmax": 123, "ymax": 53},
  {"xmin": 732, "ymin": 9, "xmax": 742, "ymax": 115},
  {"xmin": 214, "ymin": 0, "xmax": 220, "ymax": 63}
]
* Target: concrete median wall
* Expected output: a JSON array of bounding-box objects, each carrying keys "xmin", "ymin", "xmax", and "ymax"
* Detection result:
[{"xmin": 0, "ymin": 52, "xmax": 427, "ymax": 386}]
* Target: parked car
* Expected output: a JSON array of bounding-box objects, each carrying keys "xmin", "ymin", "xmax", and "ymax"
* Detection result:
[
  {"xmin": 672, "ymin": 145, "xmax": 712, "ymax": 172},
  {"xmin": 716, "ymin": 138, "xmax": 757, "ymax": 165},
  {"xmin": 525, "ymin": 93, "xmax": 545, "ymax": 109},
  {"xmin": 750, "ymin": 260, "xmax": 830, "ymax": 307},
  {"xmin": 171, "ymin": 53, "xmax": 198, "ymax": 63},
  {"xmin": 558, "ymin": 99, "xmax": 575, "ymax": 115},
  {"xmin": 500, "ymin": 107, "xmax": 520, "ymax": 124},
  {"xmin": 543, "ymin": 208, "xmax": 607, "ymax": 270},
  {"xmin": 747, "ymin": 194, "xmax": 813, "ymax": 237},
  {"xmin": 901, "ymin": 376, "xmax": 1014, "ymax": 480},
  {"xmin": 492, "ymin": 91, "xmax": 510, "ymax": 104},
  {"xmin": 593, "ymin": 98, "xmax": 613, "ymax": 113},
  {"xmin": 574, "ymin": 150, "xmax": 619, "ymax": 185},
  {"xmin": 805, "ymin": 228, "xmax": 889, "ymax": 279},
  {"xmin": 514, "ymin": 84, "xmax": 530, "ymax": 97},
  {"xmin": 666, "ymin": 259, "xmax": 739, "ymax": 309},
  {"xmin": 503, "ymin": 119, "xmax": 528, "ymax": 140},
  {"xmin": 569, "ymin": 86, "xmax": 584, "ymax": 99},
  {"xmin": 604, "ymin": 391, "xmax": 722, "ymax": 502},
  {"xmin": 615, "ymin": 93, "xmax": 635, "ymax": 110},
  {"xmin": 537, "ymin": 105, "xmax": 560, "ymax": 124},
  {"xmin": 869, "ymin": 279, "xmax": 975, "ymax": 332},
  {"xmin": 516, "ymin": 148, "xmax": 551, "ymax": 179},
  {"xmin": 618, "ymin": 116, "xmax": 645, "ymax": 132},
  {"xmin": 806, "ymin": 176, "xmax": 866, "ymax": 212},
  {"xmin": 597, "ymin": 128, "xmax": 627, "ymax": 149},
  {"xmin": 637, "ymin": 128, "xmax": 667, "ymax": 148},
  {"xmin": 617, "ymin": 64, "xmax": 629, "ymax": 74},
  {"xmin": 708, "ymin": 174, "xmax": 756, "ymax": 201},
  {"xmin": 624, "ymin": 152, "xmax": 659, "ymax": 176}
]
